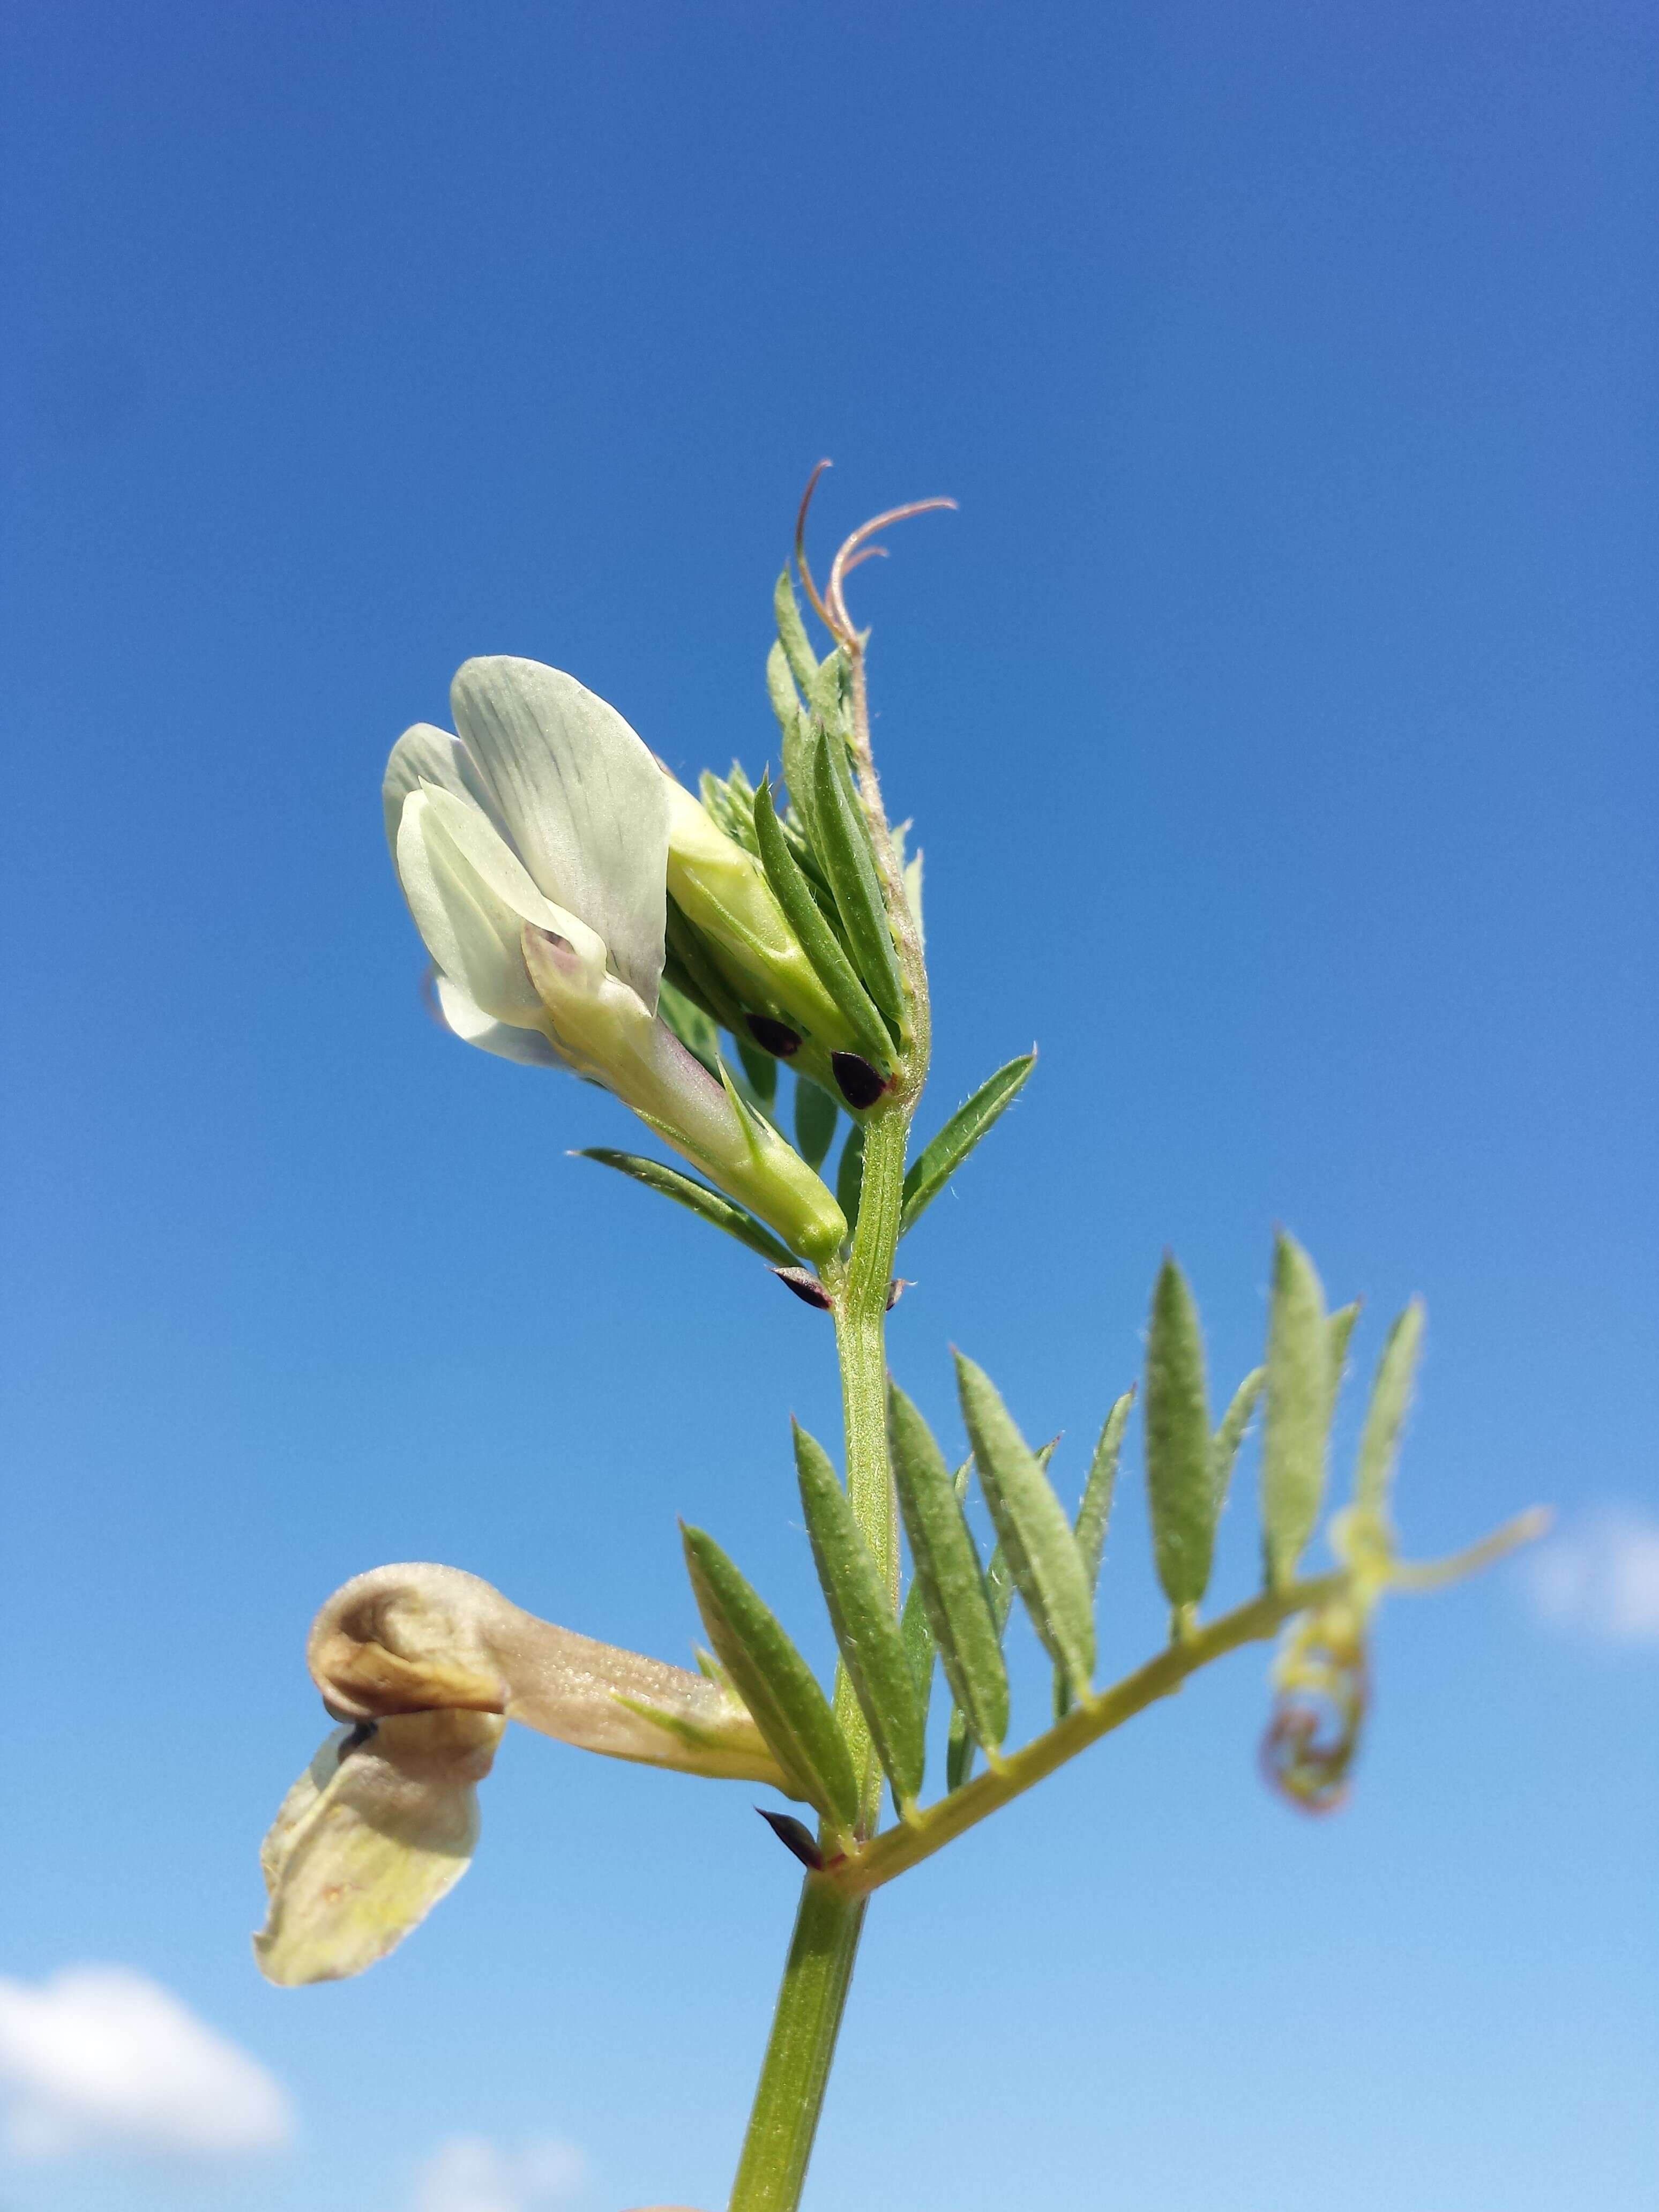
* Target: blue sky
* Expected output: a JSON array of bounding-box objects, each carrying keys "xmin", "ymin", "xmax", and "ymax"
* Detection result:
[{"xmin": 1, "ymin": 4, "xmax": 1654, "ymax": 2209}]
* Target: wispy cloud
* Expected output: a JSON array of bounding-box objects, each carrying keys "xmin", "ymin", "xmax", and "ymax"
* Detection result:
[
  {"xmin": 413, "ymin": 2134, "xmax": 587, "ymax": 2212},
  {"xmin": 1526, "ymin": 1508, "xmax": 1659, "ymax": 1643},
  {"xmin": 0, "ymin": 1966, "xmax": 293, "ymax": 2159}
]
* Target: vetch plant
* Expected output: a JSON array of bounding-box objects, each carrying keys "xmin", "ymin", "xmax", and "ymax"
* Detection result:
[{"xmin": 259, "ymin": 468, "xmax": 1544, "ymax": 2211}]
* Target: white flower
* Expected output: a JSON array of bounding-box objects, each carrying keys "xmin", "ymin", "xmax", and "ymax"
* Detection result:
[
  {"xmin": 384, "ymin": 659, "xmax": 845, "ymax": 1259},
  {"xmin": 257, "ymin": 1563, "xmax": 788, "ymax": 1987}
]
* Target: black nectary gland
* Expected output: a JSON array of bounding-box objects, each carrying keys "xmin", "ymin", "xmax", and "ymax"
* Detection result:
[
  {"xmin": 746, "ymin": 1013, "xmax": 802, "ymax": 1058},
  {"xmin": 831, "ymin": 1051, "xmax": 886, "ymax": 1109}
]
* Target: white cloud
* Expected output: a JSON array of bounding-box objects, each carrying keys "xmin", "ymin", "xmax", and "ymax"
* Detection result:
[
  {"xmin": 1526, "ymin": 1508, "xmax": 1659, "ymax": 1643},
  {"xmin": 0, "ymin": 1966, "xmax": 293, "ymax": 2159},
  {"xmin": 413, "ymin": 2134, "xmax": 587, "ymax": 2212}
]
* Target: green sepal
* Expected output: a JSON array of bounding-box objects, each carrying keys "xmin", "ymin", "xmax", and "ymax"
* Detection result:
[
  {"xmin": 887, "ymin": 1391, "xmax": 1010, "ymax": 1761},
  {"xmin": 680, "ymin": 1525, "xmax": 859, "ymax": 1833},
  {"xmin": 1212, "ymin": 1365, "xmax": 1265, "ymax": 1521},
  {"xmin": 1261, "ymin": 1231, "xmax": 1331, "ymax": 1588},
  {"xmin": 752, "ymin": 777, "xmax": 893, "ymax": 1068},
  {"xmin": 955, "ymin": 1356, "xmax": 1095, "ymax": 1699},
  {"xmin": 793, "ymin": 1422, "xmax": 926, "ymax": 1809},
  {"xmin": 1142, "ymin": 1258, "xmax": 1215, "ymax": 1614},
  {"xmin": 774, "ymin": 566, "xmax": 819, "ymax": 693},
  {"xmin": 810, "ymin": 731, "xmax": 907, "ymax": 1036},
  {"xmin": 900, "ymin": 1053, "xmax": 1036, "ymax": 1236},
  {"xmin": 794, "ymin": 1076, "xmax": 839, "ymax": 1173},
  {"xmin": 836, "ymin": 1122, "xmax": 865, "ymax": 1234},
  {"xmin": 577, "ymin": 1150, "xmax": 797, "ymax": 1268},
  {"xmin": 1354, "ymin": 1299, "xmax": 1425, "ymax": 1520}
]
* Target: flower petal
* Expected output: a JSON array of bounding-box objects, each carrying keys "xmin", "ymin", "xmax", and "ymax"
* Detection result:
[
  {"xmin": 382, "ymin": 723, "xmax": 506, "ymax": 861},
  {"xmin": 255, "ymin": 1711, "xmax": 505, "ymax": 1987},
  {"xmin": 396, "ymin": 787, "xmax": 592, "ymax": 1029},
  {"xmin": 430, "ymin": 972, "xmax": 569, "ymax": 1068},
  {"xmin": 450, "ymin": 658, "xmax": 669, "ymax": 1011}
]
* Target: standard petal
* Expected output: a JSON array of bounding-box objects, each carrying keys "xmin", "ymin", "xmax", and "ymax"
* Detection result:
[
  {"xmin": 450, "ymin": 657, "xmax": 669, "ymax": 1011},
  {"xmin": 431, "ymin": 973, "xmax": 569, "ymax": 1068},
  {"xmin": 382, "ymin": 723, "xmax": 506, "ymax": 862},
  {"xmin": 255, "ymin": 1710, "xmax": 504, "ymax": 1986}
]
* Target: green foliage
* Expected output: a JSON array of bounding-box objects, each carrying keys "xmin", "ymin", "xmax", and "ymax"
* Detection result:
[
  {"xmin": 1212, "ymin": 1367, "xmax": 1265, "ymax": 1521},
  {"xmin": 809, "ymin": 729, "xmax": 906, "ymax": 1036},
  {"xmin": 793, "ymin": 1423, "xmax": 926, "ymax": 1809},
  {"xmin": 681, "ymin": 1525, "xmax": 859, "ymax": 1833},
  {"xmin": 836, "ymin": 1121, "xmax": 865, "ymax": 1232},
  {"xmin": 1055, "ymin": 1392, "xmax": 1133, "ymax": 1716},
  {"xmin": 1261, "ymin": 1232, "xmax": 1331, "ymax": 1587},
  {"xmin": 899, "ymin": 1053, "xmax": 1036, "ymax": 1235},
  {"xmin": 577, "ymin": 1150, "xmax": 797, "ymax": 1267},
  {"xmin": 752, "ymin": 776, "xmax": 892, "ymax": 1068},
  {"xmin": 1144, "ymin": 1257, "xmax": 1216, "ymax": 1615},
  {"xmin": 1354, "ymin": 1299, "xmax": 1425, "ymax": 1520},
  {"xmin": 794, "ymin": 1076, "xmax": 839, "ymax": 1172},
  {"xmin": 955, "ymin": 1356, "xmax": 1095, "ymax": 1699},
  {"xmin": 773, "ymin": 566, "xmax": 818, "ymax": 693},
  {"xmin": 887, "ymin": 1388, "xmax": 1010, "ymax": 1760}
]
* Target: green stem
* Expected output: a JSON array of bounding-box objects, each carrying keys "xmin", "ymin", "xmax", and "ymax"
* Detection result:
[
  {"xmin": 829, "ymin": 1572, "xmax": 1348, "ymax": 1896},
  {"xmin": 727, "ymin": 1101, "xmax": 909, "ymax": 2212},
  {"xmin": 725, "ymin": 1879, "xmax": 866, "ymax": 2212}
]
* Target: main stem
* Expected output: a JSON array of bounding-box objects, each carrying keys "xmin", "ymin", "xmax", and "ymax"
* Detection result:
[{"xmin": 727, "ymin": 1103, "xmax": 909, "ymax": 2212}]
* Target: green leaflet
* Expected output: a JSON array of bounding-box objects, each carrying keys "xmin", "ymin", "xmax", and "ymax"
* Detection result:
[
  {"xmin": 1054, "ymin": 1400, "xmax": 1132, "ymax": 1719},
  {"xmin": 681, "ymin": 1525, "xmax": 858, "ymax": 1834},
  {"xmin": 767, "ymin": 642, "xmax": 805, "ymax": 743},
  {"xmin": 1144, "ymin": 1258, "xmax": 1215, "ymax": 1615},
  {"xmin": 752, "ymin": 778, "xmax": 893, "ymax": 1068},
  {"xmin": 774, "ymin": 566, "xmax": 818, "ymax": 694},
  {"xmin": 955, "ymin": 1356, "xmax": 1095, "ymax": 1699},
  {"xmin": 887, "ymin": 1389, "xmax": 1009, "ymax": 1761},
  {"xmin": 1212, "ymin": 1366, "xmax": 1265, "ymax": 1519},
  {"xmin": 577, "ymin": 1151, "xmax": 797, "ymax": 1268},
  {"xmin": 899, "ymin": 1574, "xmax": 936, "ymax": 1725},
  {"xmin": 793, "ymin": 1423, "xmax": 925, "ymax": 1809},
  {"xmin": 809, "ymin": 648, "xmax": 850, "ymax": 735},
  {"xmin": 899, "ymin": 1053, "xmax": 1037, "ymax": 1236},
  {"xmin": 1261, "ymin": 1232, "xmax": 1331, "ymax": 1587},
  {"xmin": 810, "ymin": 731, "xmax": 906, "ymax": 1036},
  {"xmin": 1328, "ymin": 1301, "xmax": 1361, "ymax": 1400},
  {"xmin": 1077, "ymin": 1392, "xmax": 1133, "ymax": 1596},
  {"xmin": 1354, "ymin": 1299, "xmax": 1425, "ymax": 1520},
  {"xmin": 836, "ymin": 1122, "xmax": 865, "ymax": 1234},
  {"xmin": 781, "ymin": 702, "xmax": 821, "ymax": 853},
  {"xmin": 794, "ymin": 1077, "xmax": 839, "ymax": 1173}
]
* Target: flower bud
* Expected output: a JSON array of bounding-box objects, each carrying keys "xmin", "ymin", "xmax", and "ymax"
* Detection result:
[{"xmin": 662, "ymin": 780, "xmax": 861, "ymax": 1060}]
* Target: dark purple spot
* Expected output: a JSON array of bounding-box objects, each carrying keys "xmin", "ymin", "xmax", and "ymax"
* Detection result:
[
  {"xmin": 832, "ymin": 1052, "xmax": 886, "ymax": 1109},
  {"xmin": 746, "ymin": 1014, "xmax": 802, "ymax": 1058},
  {"xmin": 772, "ymin": 1266, "xmax": 832, "ymax": 1310}
]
